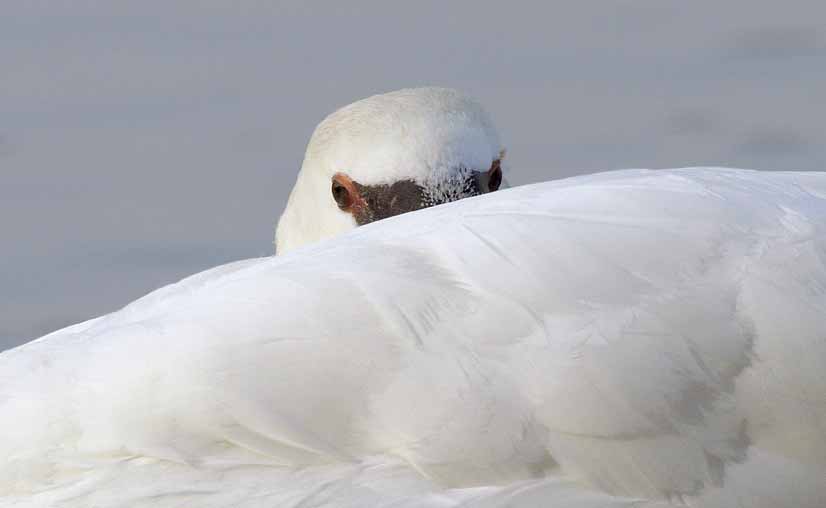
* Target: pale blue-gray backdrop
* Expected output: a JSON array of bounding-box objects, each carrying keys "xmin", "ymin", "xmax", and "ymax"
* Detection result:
[{"xmin": 3, "ymin": 1, "xmax": 825, "ymax": 349}]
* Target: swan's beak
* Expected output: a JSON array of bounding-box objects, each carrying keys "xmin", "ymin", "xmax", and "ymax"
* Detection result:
[{"xmin": 332, "ymin": 159, "xmax": 503, "ymax": 226}]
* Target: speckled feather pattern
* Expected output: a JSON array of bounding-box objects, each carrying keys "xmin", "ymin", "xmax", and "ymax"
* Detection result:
[{"xmin": 420, "ymin": 164, "xmax": 481, "ymax": 207}]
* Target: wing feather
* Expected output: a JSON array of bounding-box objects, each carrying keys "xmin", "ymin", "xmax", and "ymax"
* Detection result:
[{"xmin": 2, "ymin": 168, "xmax": 825, "ymax": 506}]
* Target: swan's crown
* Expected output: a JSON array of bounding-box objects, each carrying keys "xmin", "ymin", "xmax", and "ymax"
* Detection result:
[{"xmin": 275, "ymin": 87, "xmax": 503, "ymax": 254}]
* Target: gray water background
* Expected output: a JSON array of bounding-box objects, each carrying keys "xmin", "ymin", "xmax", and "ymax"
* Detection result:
[{"xmin": 2, "ymin": 1, "xmax": 825, "ymax": 349}]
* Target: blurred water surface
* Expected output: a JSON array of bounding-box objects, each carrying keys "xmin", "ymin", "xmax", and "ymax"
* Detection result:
[{"xmin": 2, "ymin": 1, "xmax": 825, "ymax": 349}]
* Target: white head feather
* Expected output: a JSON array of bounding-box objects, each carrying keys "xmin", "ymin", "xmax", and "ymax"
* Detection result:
[{"xmin": 275, "ymin": 87, "xmax": 504, "ymax": 254}]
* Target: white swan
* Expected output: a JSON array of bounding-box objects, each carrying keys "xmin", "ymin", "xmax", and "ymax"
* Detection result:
[
  {"xmin": 275, "ymin": 87, "xmax": 505, "ymax": 254},
  {"xmin": 2, "ymin": 89, "xmax": 825, "ymax": 507}
]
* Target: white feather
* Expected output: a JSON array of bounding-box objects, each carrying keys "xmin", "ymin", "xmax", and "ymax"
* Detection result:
[
  {"xmin": 2, "ymin": 168, "xmax": 825, "ymax": 507},
  {"xmin": 275, "ymin": 87, "xmax": 503, "ymax": 254}
]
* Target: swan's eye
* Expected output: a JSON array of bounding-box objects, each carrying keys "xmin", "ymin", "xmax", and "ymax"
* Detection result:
[
  {"xmin": 332, "ymin": 180, "xmax": 352, "ymax": 210},
  {"xmin": 488, "ymin": 161, "xmax": 502, "ymax": 192}
]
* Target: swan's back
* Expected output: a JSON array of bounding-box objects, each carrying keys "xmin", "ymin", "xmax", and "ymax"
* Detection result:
[{"xmin": 2, "ymin": 168, "xmax": 825, "ymax": 507}]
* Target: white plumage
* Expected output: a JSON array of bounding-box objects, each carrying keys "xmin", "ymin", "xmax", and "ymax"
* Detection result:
[
  {"xmin": 275, "ymin": 87, "xmax": 504, "ymax": 254},
  {"xmin": 2, "ymin": 168, "xmax": 826, "ymax": 507}
]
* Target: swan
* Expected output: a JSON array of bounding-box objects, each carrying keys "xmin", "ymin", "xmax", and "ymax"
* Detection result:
[
  {"xmin": 275, "ymin": 87, "xmax": 505, "ymax": 254},
  {"xmin": 1, "ymin": 88, "xmax": 825, "ymax": 507}
]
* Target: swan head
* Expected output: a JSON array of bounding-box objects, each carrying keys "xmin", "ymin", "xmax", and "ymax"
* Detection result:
[{"xmin": 275, "ymin": 87, "xmax": 505, "ymax": 254}]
